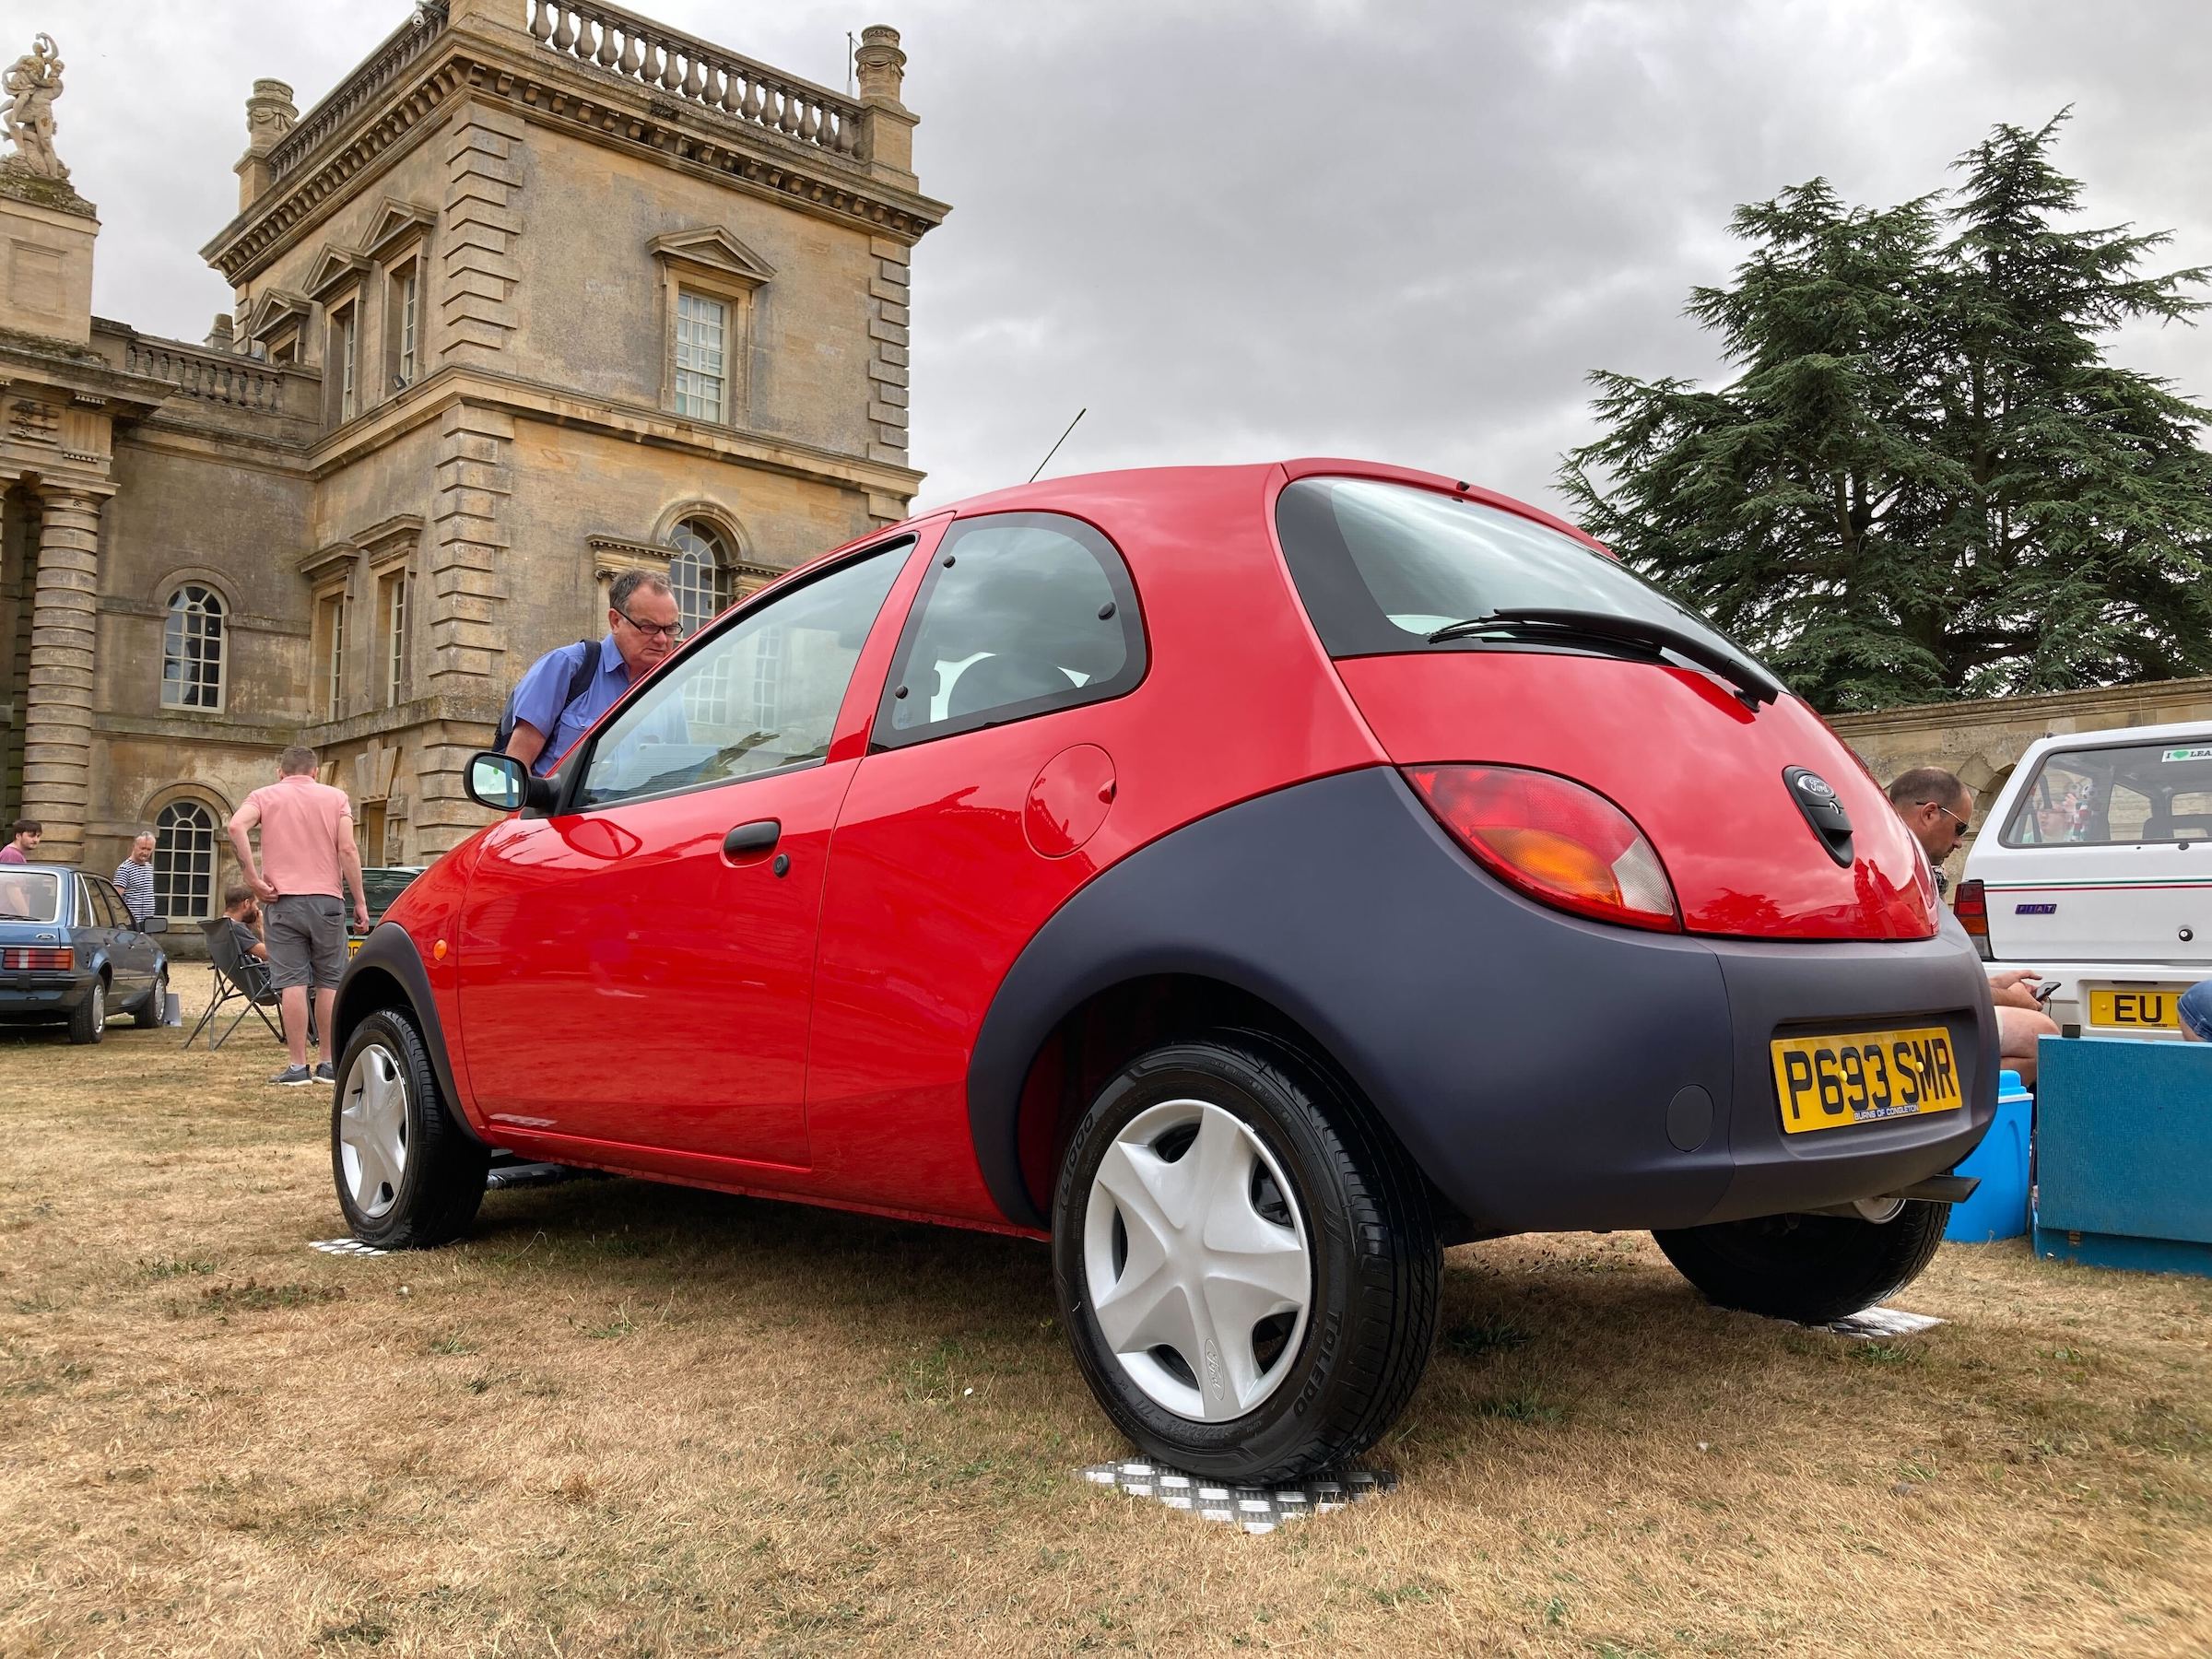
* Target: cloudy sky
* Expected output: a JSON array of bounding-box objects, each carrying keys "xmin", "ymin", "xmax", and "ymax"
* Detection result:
[{"xmin": 32, "ymin": 0, "xmax": 2212, "ymax": 517}]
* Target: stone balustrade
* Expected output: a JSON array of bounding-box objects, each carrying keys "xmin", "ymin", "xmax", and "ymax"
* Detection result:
[
  {"xmin": 266, "ymin": 3, "xmax": 450, "ymax": 181},
  {"xmin": 91, "ymin": 324, "xmax": 314, "ymax": 418},
  {"xmin": 525, "ymin": 0, "xmax": 868, "ymax": 160}
]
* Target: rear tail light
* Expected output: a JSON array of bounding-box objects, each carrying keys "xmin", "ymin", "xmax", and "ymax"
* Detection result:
[
  {"xmin": 1952, "ymin": 878, "xmax": 1994, "ymax": 961},
  {"xmin": 1, "ymin": 947, "xmax": 73, "ymax": 971},
  {"xmin": 1404, "ymin": 765, "xmax": 1680, "ymax": 933}
]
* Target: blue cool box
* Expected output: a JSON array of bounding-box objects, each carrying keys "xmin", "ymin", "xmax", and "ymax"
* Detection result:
[
  {"xmin": 2032, "ymin": 1036, "xmax": 2212, "ymax": 1279},
  {"xmin": 1943, "ymin": 1068, "xmax": 2033, "ymax": 1243}
]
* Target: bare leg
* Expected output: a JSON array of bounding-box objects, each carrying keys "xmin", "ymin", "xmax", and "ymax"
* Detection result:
[
  {"xmin": 314, "ymin": 986, "xmax": 339, "ymax": 1069},
  {"xmin": 1995, "ymin": 1005, "xmax": 2061, "ymax": 1088},
  {"xmin": 280, "ymin": 986, "xmax": 310, "ymax": 1068}
]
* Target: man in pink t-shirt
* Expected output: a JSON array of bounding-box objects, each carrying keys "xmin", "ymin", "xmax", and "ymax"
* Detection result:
[{"xmin": 228, "ymin": 746, "xmax": 369, "ymax": 1086}]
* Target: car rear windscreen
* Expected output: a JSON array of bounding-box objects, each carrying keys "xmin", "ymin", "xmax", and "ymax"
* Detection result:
[
  {"xmin": 2000, "ymin": 738, "xmax": 2212, "ymax": 847},
  {"xmin": 0, "ymin": 872, "xmax": 60, "ymax": 923},
  {"xmin": 1274, "ymin": 477, "xmax": 1756, "ymax": 670}
]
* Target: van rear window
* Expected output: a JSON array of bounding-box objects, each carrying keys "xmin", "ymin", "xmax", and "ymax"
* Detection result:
[{"xmin": 1999, "ymin": 739, "xmax": 2212, "ymax": 846}]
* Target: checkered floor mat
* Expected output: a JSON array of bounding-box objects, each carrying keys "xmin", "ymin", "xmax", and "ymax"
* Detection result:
[
  {"xmin": 1823, "ymin": 1306, "xmax": 1944, "ymax": 1339},
  {"xmin": 1080, "ymin": 1461, "xmax": 1394, "ymax": 1533},
  {"xmin": 308, "ymin": 1238, "xmax": 389, "ymax": 1258}
]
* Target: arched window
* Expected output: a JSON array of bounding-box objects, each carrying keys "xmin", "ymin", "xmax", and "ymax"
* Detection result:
[
  {"xmin": 153, "ymin": 800, "xmax": 218, "ymax": 919},
  {"xmin": 665, "ymin": 519, "xmax": 734, "ymax": 638},
  {"xmin": 161, "ymin": 584, "xmax": 226, "ymax": 711}
]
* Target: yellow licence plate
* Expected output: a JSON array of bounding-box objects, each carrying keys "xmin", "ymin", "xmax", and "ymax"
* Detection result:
[
  {"xmin": 1771, "ymin": 1027, "xmax": 1963, "ymax": 1135},
  {"xmin": 2088, "ymin": 986, "xmax": 2187, "ymax": 1030},
  {"xmin": 347, "ymin": 935, "xmax": 363, "ymax": 956}
]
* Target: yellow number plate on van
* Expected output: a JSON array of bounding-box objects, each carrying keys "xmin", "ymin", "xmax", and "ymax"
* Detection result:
[
  {"xmin": 2087, "ymin": 987, "xmax": 2186, "ymax": 1030},
  {"xmin": 1771, "ymin": 1027, "xmax": 1962, "ymax": 1134}
]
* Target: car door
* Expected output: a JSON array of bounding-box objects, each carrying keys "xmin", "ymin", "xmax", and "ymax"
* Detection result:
[
  {"xmin": 455, "ymin": 535, "xmax": 922, "ymax": 1166},
  {"xmin": 72, "ymin": 877, "xmax": 120, "ymax": 1010},
  {"xmin": 803, "ymin": 512, "xmax": 1153, "ymax": 1217},
  {"xmin": 90, "ymin": 880, "xmax": 150, "ymax": 1005}
]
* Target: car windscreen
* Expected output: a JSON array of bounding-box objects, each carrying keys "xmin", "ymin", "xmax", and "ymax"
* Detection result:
[
  {"xmin": 0, "ymin": 872, "xmax": 61, "ymax": 923},
  {"xmin": 2000, "ymin": 738, "xmax": 2212, "ymax": 847},
  {"xmin": 1275, "ymin": 477, "xmax": 1766, "ymax": 675}
]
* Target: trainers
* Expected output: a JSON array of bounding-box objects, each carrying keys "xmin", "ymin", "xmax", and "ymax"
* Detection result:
[
  {"xmin": 269, "ymin": 1065, "xmax": 313, "ymax": 1087},
  {"xmin": 313, "ymin": 1062, "xmax": 337, "ymax": 1082}
]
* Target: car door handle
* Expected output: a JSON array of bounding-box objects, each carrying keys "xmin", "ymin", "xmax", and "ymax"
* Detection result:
[{"xmin": 723, "ymin": 819, "xmax": 782, "ymax": 857}]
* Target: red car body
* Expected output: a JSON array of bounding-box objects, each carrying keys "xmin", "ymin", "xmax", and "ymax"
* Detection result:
[{"xmin": 335, "ymin": 458, "xmax": 1996, "ymax": 1477}]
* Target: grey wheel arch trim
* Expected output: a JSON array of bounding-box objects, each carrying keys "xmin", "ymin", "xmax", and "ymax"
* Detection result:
[{"xmin": 334, "ymin": 923, "xmax": 488, "ymax": 1150}]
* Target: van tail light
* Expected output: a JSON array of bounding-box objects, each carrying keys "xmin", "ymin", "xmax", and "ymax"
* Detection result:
[
  {"xmin": 1404, "ymin": 765, "xmax": 1681, "ymax": 933},
  {"xmin": 1952, "ymin": 878, "xmax": 1994, "ymax": 961},
  {"xmin": 1, "ymin": 947, "xmax": 73, "ymax": 971}
]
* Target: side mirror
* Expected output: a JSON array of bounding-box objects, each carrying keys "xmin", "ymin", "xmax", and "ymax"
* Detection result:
[
  {"xmin": 465, "ymin": 751, "xmax": 555, "ymax": 815},
  {"xmin": 141, "ymin": 916, "xmax": 170, "ymax": 935}
]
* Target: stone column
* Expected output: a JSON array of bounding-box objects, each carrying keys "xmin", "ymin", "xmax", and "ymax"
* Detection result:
[
  {"xmin": 854, "ymin": 26, "xmax": 917, "ymax": 187},
  {"xmin": 18, "ymin": 484, "xmax": 100, "ymax": 862}
]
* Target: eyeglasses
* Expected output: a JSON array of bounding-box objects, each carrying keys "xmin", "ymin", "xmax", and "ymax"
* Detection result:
[
  {"xmin": 1920, "ymin": 801, "xmax": 1971, "ymax": 834},
  {"xmin": 615, "ymin": 607, "xmax": 683, "ymax": 641}
]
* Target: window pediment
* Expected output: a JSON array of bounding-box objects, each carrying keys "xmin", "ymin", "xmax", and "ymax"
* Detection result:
[
  {"xmin": 362, "ymin": 199, "xmax": 436, "ymax": 262},
  {"xmin": 298, "ymin": 540, "xmax": 358, "ymax": 583},
  {"xmin": 649, "ymin": 227, "xmax": 776, "ymax": 290},
  {"xmin": 243, "ymin": 288, "xmax": 311, "ymax": 345},
  {"xmin": 305, "ymin": 246, "xmax": 371, "ymax": 302}
]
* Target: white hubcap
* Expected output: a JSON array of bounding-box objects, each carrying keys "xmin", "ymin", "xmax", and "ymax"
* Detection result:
[
  {"xmin": 337, "ymin": 1043, "xmax": 409, "ymax": 1219},
  {"xmin": 1082, "ymin": 1098, "xmax": 1312, "ymax": 1421}
]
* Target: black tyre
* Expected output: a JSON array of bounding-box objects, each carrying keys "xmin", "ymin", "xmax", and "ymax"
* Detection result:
[
  {"xmin": 135, "ymin": 968, "xmax": 168, "ymax": 1030},
  {"xmin": 1052, "ymin": 1033, "xmax": 1440, "ymax": 1483},
  {"xmin": 66, "ymin": 978, "xmax": 106, "ymax": 1045},
  {"xmin": 1653, "ymin": 1201, "xmax": 1948, "ymax": 1324},
  {"xmin": 331, "ymin": 1007, "xmax": 488, "ymax": 1248}
]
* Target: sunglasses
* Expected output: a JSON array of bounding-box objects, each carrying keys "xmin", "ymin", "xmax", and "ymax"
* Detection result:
[
  {"xmin": 615, "ymin": 607, "xmax": 684, "ymax": 641},
  {"xmin": 1919, "ymin": 801, "xmax": 1971, "ymax": 834}
]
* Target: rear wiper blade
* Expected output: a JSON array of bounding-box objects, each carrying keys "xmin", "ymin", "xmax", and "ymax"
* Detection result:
[{"xmin": 1425, "ymin": 606, "xmax": 1783, "ymax": 707}]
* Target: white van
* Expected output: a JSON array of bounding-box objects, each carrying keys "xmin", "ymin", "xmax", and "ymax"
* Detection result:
[{"xmin": 1957, "ymin": 720, "xmax": 2212, "ymax": 1039}]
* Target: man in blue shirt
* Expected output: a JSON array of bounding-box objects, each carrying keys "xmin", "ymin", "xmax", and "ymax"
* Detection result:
[{"xmin": 506, "ymin": 571, "xmax": 686, "ymax": 776}]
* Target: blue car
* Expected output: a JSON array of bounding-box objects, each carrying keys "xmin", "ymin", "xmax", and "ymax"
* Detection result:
[{"xmin": 0, "ymin": 865, "xmax": 171, "ymax": 1043}]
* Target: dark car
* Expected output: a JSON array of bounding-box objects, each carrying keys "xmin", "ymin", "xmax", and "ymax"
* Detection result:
[
  {"xmin": 348, "ymin": 866, "xmax": 428, "ymax": 958},
  {"xmin": 0, "ymin": 864, "xmax": 171, "ymax": 1043},
  {"xmin": 331, "ymin": 460, "xmax": 1995, "ymax": 1482}
]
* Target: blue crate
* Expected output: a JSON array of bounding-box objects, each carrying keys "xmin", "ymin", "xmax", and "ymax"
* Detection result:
[
  {"xmin": 1944, "ymin": 1069, "xmax": 2033, "ymax": 1242},
  {"xmin": 2031, "ymin": 1035, "xmax": 2212, "ymax": 1279}
]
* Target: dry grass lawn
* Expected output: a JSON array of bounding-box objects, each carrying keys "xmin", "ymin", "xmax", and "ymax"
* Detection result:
[{"xmin": 3, "ymin": 979, "xmax": 2210, "ymax": 1657}]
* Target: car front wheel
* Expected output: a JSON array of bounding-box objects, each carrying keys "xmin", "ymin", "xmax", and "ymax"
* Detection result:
[
  {"xmin": 135, "ymin": 969, "xmax": 168, "ymax": 1029},
  {"xmin": 332, "ymin": 1007, "xmax": 488, "ymax": 1248},
  {"xmin": 1052, "ymin": 1034, "xmax": 1440, "ymax": 1484},
  {"xmin": 1653, "ymin": 1200, "xmax": 1948, "ymax": 1325}
]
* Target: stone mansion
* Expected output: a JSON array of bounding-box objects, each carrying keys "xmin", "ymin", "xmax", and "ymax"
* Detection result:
[{"xmin": 0, "ymin": 0, "xmax": 945, "ymax": 920}]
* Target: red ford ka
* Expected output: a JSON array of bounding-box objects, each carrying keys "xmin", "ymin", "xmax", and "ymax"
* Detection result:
[{"xmin": 332, "ymin": 460, "xmax": 1995, "ymax": 1481}]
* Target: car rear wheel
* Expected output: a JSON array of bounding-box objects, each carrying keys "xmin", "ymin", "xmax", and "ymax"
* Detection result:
[
  {"xmin": 332, "ymin": 1007, "xmax": 488, "ymax": 1248},
  {"xmin": 1653, "ymin": 1200, "xmax": 1948, "ymax": 1325},
  {"xmin": 135, "ymin": 969, "xmax": 168, "ymax": 1029},
  {"xmin": 1052, "ymin": 1034, "xmax": 1440, "ymax": 1483},
  {"xmin": 66, "ymin": 979, "xmax": 105, "ymax": 1045}
]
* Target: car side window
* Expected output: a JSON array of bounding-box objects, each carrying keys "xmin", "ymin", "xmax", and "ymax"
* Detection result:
[
  {"xmin": 91, "ymin": 882, "xmax": 125, "ymax": 929},
  {"xmin": 575, "ymin": 540, "xmax": 909, "ymax": 811},
  {"xmin": 75, "ymin": 881, "xmax": 96, "ymax": 929},
  {"xmin": 874, "ymin": 512, "xmax": 1144, "ymax": 746}
]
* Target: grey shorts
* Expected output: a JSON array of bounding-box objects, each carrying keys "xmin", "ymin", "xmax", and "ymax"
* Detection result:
[{"xmin": 265, "ymin": 894, "xmax": 347, "ymax": 991}]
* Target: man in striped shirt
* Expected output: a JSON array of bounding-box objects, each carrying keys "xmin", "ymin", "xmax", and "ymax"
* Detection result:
[{"xmin": 113, "ymin": 831, "xmax": 157, "ymax": 924}]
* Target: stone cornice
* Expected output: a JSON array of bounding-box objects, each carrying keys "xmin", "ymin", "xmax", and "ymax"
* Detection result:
[
  {"xmin": 303, "ymin": 695, "xmax": 504, "ymax": 747},
  {"xmin": 307, "ymin": 360, "xmax": 925, "ymax": 500},
  {"xmin": 1829, "ymin": 675, "xmax": 2212, "ymax": 738},
  {"xmin": 202, "ymin": 29, "xmax": 948, "ymax": 288}
]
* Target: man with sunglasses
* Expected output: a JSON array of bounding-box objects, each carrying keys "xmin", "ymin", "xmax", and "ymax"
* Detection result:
[
  {"xmin": 506, "ymin": 571, "xmax": 687, "ymax": 776},
  {"xmin": 1888, "ymin": 767, "xmax": 2062, "ymax": 1082}
]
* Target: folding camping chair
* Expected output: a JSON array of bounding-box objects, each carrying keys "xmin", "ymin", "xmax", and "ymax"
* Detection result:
[{"xmin": 183, "ymin": 916, "xmax": 284, "ymax": 1051}]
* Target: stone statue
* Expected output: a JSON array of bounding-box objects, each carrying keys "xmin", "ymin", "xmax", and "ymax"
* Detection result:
[{"xmin": 1, "ymin": 33, "xmax": 66, "ymax": 181}]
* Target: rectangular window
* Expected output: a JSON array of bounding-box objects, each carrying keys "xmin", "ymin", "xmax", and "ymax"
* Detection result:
[
  {"xmin": 378, "ymin": 568, "xmax": 409, "ymax": 707},
  {"xmin": 674, "ymin": 290, "xmax": 727, "ymax": 421},
  {"xmin": 334, "ymin": 303, "xmax": 359, "ymax": 422},
  {"xmin": 394, "ymin": 265, "xmax": 418, "ymax": 387},
  {"xmin": 2000, "ymin": 740, "xmax": 2212, "ymax": 847},
  {"xmin": 320, "ymin": 591, "xmax": 347, "ymax": 718}
]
